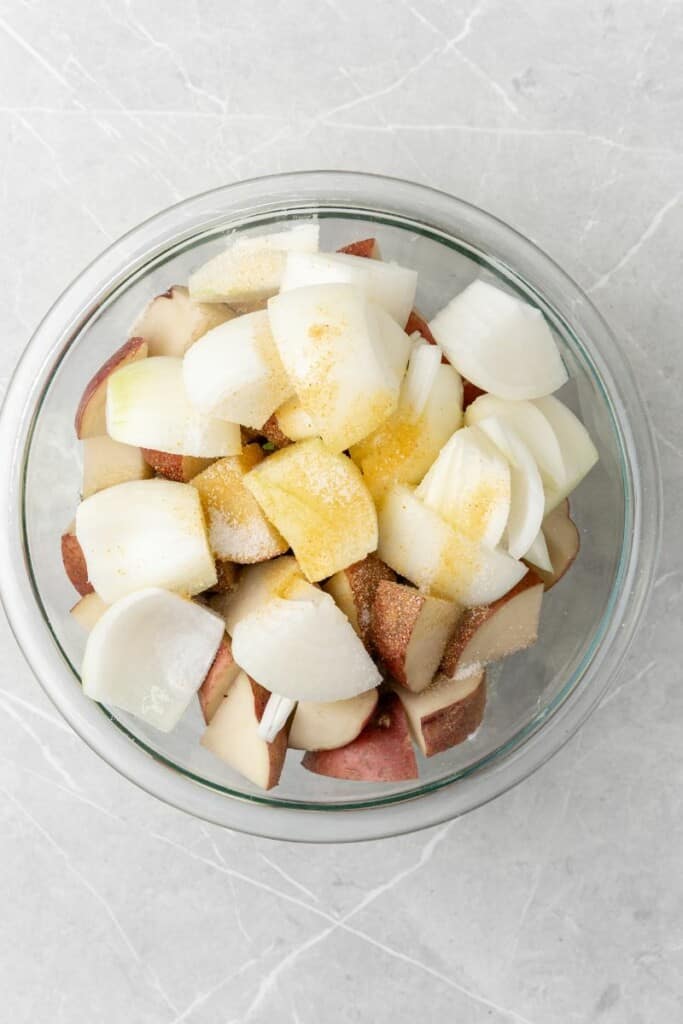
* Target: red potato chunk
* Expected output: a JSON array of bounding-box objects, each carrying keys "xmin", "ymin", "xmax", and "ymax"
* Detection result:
[
  {"xmin": 371, "ymin": 580, "xmax": 460, "ymax": 692},
  {"xmin": 302, "ymin": 693, "xmax": 418, "ymax": 782},
  {"xmin": 337, "ymin": 238, "xmax": 381, "ymax": 259},
  {"xmin": 440, "ymin": 572, "xmax": 543, "ymax": 679},
  {"xmin": 323, "ymin": 554, "xmax": 396, "ymax": 652},
  {"xmin": 198, "ymin": 637, "xmax": 241, "ymax": 724},
  {"xmin": 61, "ymin": 527, "xmax": 93, "ymax": 596},
  {"xmin": 395, "ymin": 670, "xmax": 487, "ymax": 756}
]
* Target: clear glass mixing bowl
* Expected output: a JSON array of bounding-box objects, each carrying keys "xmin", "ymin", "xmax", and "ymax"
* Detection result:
[{"xmin": 0, "ymin": 172, "xmax": 661, "ymax": 842}]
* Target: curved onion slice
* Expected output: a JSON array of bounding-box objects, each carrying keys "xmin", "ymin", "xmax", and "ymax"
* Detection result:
[
  {"xmin": 370, "ymin": 305, "xmax": 412, "ymax": 391},
  {"xmin": 182, "ymin": 310, "xmax": 291, "ymax": 429},
  {"xmin": 256, "ymin": 694, "xmax": 297, "ymax": 742},
  {"xmin": 378, "ymin": 485, "xmax": 526, "ymax": 607},
  {"xmin": 522, "ymin": 529, "xmax": 553, "ymax": 573},
  {"xmin": 267, "ymin": 283, "xmax": 397, "ymax": 452},
  {"xmin": 465, "ymin": 393, "xmax": 566, "ymax": 488},
  {"xmin": 401, "ymin": 340, "xmax": 442, "ymax": 419},
  {"xmin": 280, "ymin": 250, "xmax": 417, "ymax": 326},
  {"xmin": 533, "ymin": 396, "xmax": 599, "ymax": 512},
  {"xmin": 107, "ymin": 356, "xmax": 241, "ymax": 458},
  {"xmin": 349, "ymin": 360, "xmax": 462, "ymax": 501},
  {"xmin": 429, "ymin": 280, "xmax": 567, "ymax": 399},
  {"xmin": 231, "ymin": 578, "xmax": 381, "ymax": 702},
  {"xmin": 473, "ymin": 419, "xmax": 545, "ymax": 560},
  {"xmin": 416, "ymin": 427, "xmax": 511, "ymax": 548},
  {"xmin": 82, "ymin": 588, "xmax": 224, "ymax": 732},
  {"xmin": 188, "ymin": 223, "xmax": 320, "ymax": 305}
]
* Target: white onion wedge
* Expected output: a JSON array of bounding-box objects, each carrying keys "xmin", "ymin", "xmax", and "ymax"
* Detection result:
[
  {"xmin": 76, "ymin": 478, "xmax": 217, "ymax": 602},
  {"xmin": 369, "ymin": 305, "xmax": 412, "ymax": 392},
  {"xmin": 200, "ymin": 672, "xmax": 288, "ymax": 790},
  {"xmin": 231, "ymin": 577, "xmax": 381, "ymax": 702},
  {"xmin": 280, "ymin": 250, "xmax": 417, "ymax": 325},
  {"xmin": 465, "ymin": 393, "xmax": 566, "ymax": 487},
  {"xmin": 401, "ymin": 340, "xmax": 441, "ymax": 420},
  {"xmin": 416, "ymin": 427, "xmax": 511, "ymax": 548},
  {"xmin": 257, "ymin": 694, "xmax": 297, "ymax": 742},
  {"xmin": 378, "ymin": 485, "xmax": 526, "ymax": 606},
  {"xmin": 182, "ymin": 311, "xmax": 291, "ymax": 429},
  {"xmin": 188, "ymin": 223, "xmax": 319, "ymax": 305},
  {"xmin": 522, "ymin": 529, "xmax": 553, "ymax": 573},
  {"xmin": 82, "ymin": 588, "xmax": 224, "ymax": 732},
  {"xmin": 533, "ymin": 396, "xmax": 599, "ymax": 512},
  {"xmin": 474, "ymin": 418, "xmax": 545, "ymax": 560},
  {"xmin": 429, "ymin": 280, "xmax": 568, "ymax": 399},
  {"xmin": 267, "ymin": 283, "xmax": 397, "ymax": 452},
  {"xmin": 349, "ymin": 360, "xmax": 463, "ymax": 501},
  {"xmin": 107, "ymin": 356, "xmax": 241, "ymax": 458}
]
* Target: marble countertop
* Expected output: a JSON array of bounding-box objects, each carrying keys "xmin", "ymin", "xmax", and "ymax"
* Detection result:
[{"xmin": 1, "ymin": 2, "xmax": 681, "ymax": 1021}]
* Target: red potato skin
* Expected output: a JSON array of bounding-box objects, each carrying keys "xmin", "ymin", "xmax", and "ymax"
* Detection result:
[
  {"xmin": 462, "ymin": 380, "xmax": 486, "ymax": 409},
  {"xmin": 404, "ymin": 309, "xmax": 437, "ymax": 346},
  {"xmin": 404, "ymin": 309, "xmax": 450, "ymax": 364},
  {"xmin": 345, "ymin": 555, "xmax": 397, "ymax": 652},
  {"xmin": 61, "ymin": 532, "xmax": 94, "ymax": 596},
  {"xmin": 198, "ymin": 638, "xmax": 239, "ymax": 725},
  {"xmin": 240, "ymin": 426, "xmax": 262, "ymax": 445},
  {"xmin": 302, "ymin": 693, "xmax": 418, "ymax": 782},
  {"xmin": 141, "ymin": 449, "xmax": 186, "ymax": 481},
  {"xmin": 211, "ymin": 560, "xmax": 240, "ymax": 594},
  {"xmin": 74, "ymin": 337, "xmax": 148, "ymax": 438},
  {"xmin": 337, "ymin": 238, "xmax": 379, "ymax": 259},
  {"xmin": 406, "ymin": 311, "xmax": 488, "ymax": 396},
  {"xmin": 529, "ymin": 500, "xmax": 580, "ymax": 591},
  {"xmin": 371, "ymin": 581, "xmax": 426, "ymax": 687},
  {"xmin": 440, "ymin": 571, "xmax": 542, "ymax": 677},
  {"xmin": 250, "ymin": 676, "xmax": 289, "ymax": 789},
  {"xmin": 141, "ymin": 449, "xmax": 213, "ymax": 482},
  {"xmin": 260, "ymin": 414, "xmax": 292, "ymax": 449},
  {"xmin": 420, "ymin": 675, "xmax": 487, "ymax": 756}
]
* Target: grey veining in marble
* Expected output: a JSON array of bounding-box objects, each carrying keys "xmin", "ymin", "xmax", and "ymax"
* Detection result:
[{"xmin": 1, "ymin": 1, "xmax": 682, "ymax": 1021}]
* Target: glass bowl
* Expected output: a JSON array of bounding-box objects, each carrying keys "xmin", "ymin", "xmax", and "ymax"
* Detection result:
[{"xmin": 0, "ymin": 172, "xmax": 661, "ymax": 842}]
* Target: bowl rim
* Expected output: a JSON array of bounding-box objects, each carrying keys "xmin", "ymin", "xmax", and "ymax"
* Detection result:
[{"xmin": 0, "ymin": 170, "xmax": 662, "ymax": 842}]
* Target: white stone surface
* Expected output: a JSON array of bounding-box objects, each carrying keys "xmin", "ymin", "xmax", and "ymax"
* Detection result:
[{"xmin": 1, "ymin": 2, "xmax": 682, "ymax": 1021}]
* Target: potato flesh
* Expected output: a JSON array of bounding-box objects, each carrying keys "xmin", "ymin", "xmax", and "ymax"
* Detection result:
[
  {"xmin": 243, "ymin": 438, "xmax": 377, "ymax": 582},
  {"xmin": 191, "ymin": 446, "xmax": 288, "ymax": 564},
  {"xmin": 81, "ymin": 435, "xmax": 152, "ymax": 498},
  {"xmin": 131, "ymin": 285, "xmax": 234, "ymax": 358},
  {"xmin": 288, "ymin": 691, "xmax": 378, "ymax": 750}
]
